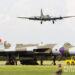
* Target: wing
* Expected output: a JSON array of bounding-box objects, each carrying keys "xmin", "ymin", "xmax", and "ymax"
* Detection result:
[
  {"xmin": 17, "ymin": 17, "xmax": 41, "ymax": 20},
  {"xmin": 51, "ymin": 16, "xmax": 75, "ymax": 20},
  {"xmin": 17, "ymin": 17, "xmax": 31, "ymax": 19}
]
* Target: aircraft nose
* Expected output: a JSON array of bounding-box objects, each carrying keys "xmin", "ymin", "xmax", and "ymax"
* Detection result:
[{"xmin": 52, "ymin": 46, "xmax": 65, "ymax": 55}]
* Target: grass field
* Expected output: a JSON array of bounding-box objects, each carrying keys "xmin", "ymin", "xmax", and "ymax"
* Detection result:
[
  {"xmin": 0, "ymin": 61, "xmax": 75, "ymax": 75},
  {"xmin": 0, "ymin": 65, "xmax": 75, "ymax": 75}
]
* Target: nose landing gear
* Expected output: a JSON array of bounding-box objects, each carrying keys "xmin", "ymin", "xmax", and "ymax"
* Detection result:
[{"xmin": 6, "ymin": 55, "xmax": 17, "ymax": 65}]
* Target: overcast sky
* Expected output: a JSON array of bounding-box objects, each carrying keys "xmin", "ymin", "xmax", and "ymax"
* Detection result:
[{"xmin": 0, "ymin": 0, "xmax": 75, "ymax": 45}]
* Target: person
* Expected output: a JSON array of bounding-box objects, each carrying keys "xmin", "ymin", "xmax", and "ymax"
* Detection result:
[{"xmin": 52, "ymin": 64, "xmax": 62, "ymax": 75}]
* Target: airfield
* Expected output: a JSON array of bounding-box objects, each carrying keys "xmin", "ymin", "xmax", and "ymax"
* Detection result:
[
  {"xmin": 0, "ymin": 60, "xmax": 65, "ymax": 65},
  {"xmin": 0, "ymin": 61, "xmax": 75, "ymax": 75}
]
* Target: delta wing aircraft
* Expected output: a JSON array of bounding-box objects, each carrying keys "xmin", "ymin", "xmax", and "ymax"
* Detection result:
[
  {"xmin": 0, "ymin": 39, "xmax": 75, "ymax": 65},
  {"xmin": 17, "ymin": 9, "xmax": 75, "ymax": 24}
]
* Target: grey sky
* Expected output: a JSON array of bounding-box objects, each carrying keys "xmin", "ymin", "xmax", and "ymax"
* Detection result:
[{"xmin": 0, "ymin": 0, "xmax": 75, "ymax": 45}]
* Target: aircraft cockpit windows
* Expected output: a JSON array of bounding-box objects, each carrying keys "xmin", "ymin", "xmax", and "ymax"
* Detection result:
[
  {"xmin": 55, "ymin": 49, "xmax": 58, "ymax": 51},
  {"xmin": 46, "ymin": 15, "xmax": 50, "ymax": 18}
]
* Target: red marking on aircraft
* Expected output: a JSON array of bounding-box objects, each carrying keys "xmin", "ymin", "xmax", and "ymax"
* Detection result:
[
  {"xmin": 60, "ymin": 49, "xmax": 63, "ymax": 52},
  {"xmin": 0, "ymin": 39, "xmax": 2, "ymax": 43}
]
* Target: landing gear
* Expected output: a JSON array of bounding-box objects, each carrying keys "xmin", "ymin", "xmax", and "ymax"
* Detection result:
[
  {"xmin": 40, "ymin": 56, "xmax": 43, "ymax": 65},
  {"xmin": 52, "ymin": 56, "xmax": 56, "ymax": 65},
  {"xmin": 52, "ymin": 20, "xmax": 55, "ymax": 24},
  {"xmin": 41, "ymin": 21, "xmax": 43, "ymax": 24},
  {"xmin": 6, "ymin": 55, "xmax": 17, "ymax": 65}
]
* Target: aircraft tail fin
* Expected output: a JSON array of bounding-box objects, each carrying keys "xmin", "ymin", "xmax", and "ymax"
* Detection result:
[
  {"xmin": 41, "ymin": 9, "xmax": 44, "ymax": 17},
  {"xmin": 0, "ymin": 39, "xmax": 11, "ymax": 49}
]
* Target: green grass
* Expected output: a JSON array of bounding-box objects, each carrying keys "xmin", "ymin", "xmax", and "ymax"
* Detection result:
[
  {"xmin": 0, "ymin": 65, "xmax": 75, "ymax": 75},
  {"xmin": 37, "ymin": 60, "xmax": 65, "ymax": 65},
  {"xmin": 0, "ymin": 61, "xmax": 75, "ymax": 75}
]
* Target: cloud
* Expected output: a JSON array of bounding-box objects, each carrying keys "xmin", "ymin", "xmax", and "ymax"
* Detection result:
[
  {"xmin": 0, "ymin": 14, "xmax": 11, "ymax": 24},
  {"xmin": 0, "ymin": 0, "xmax": 75, "ymax": 44},
  {"xmin": 65, "ymin": 0, "xmax": 75, "ymax": 32},
  {"xmin": 66, "ymin": 0, "xmax": 75, "ymax": 15}
]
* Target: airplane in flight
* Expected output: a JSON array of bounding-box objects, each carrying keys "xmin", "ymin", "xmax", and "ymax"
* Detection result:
[{"xmin": 17, "ymin": 9, "xmax": 75, "ymax": 24}]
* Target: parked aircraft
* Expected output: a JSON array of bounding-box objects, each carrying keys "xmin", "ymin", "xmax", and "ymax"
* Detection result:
[
  {"xmin": 0, "ymin": 39, "xmax": 74, "ymax": 65},
  {"xmin": 17, "ymin": 9, "xmax": 75, "ymax": 24}
]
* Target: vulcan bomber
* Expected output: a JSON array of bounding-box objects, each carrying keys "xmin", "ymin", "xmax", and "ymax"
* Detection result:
[
  {"xmin": 0, "ymin": 39, "xmax": 75, "ymax": 65},
  {"xmin": 34, "ymin": 42, "xmax": 74, "ymax": 65}
]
